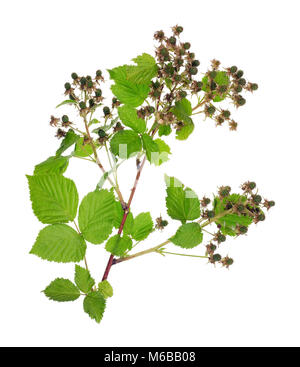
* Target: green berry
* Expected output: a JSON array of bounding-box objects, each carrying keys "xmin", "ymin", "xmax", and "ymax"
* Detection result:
[
  {"xmin": 234, "ymin": 86, "xmax": 243, "ymax": 93},
  {"xmin": 80, "ymin": 77, "xmax": 87, "ymax": 86},
  {"xmin": 174, "ymin": 74, "xmax": 181, "ymax": 82},
  {"xmin": 98, "ymin": 129, "xmax": 106, "ymax": 138},
  {"xmin": 207, "ymin": 105, "xmax": 216, "ymax": 115},
  {"xmin": 169, "ymin": 36, "xmax": 176, "ymax": 45},
  {"xmin": 238, "ymin": 78, "xmax": 246, "ymax": 86},
  {"xmin": 161, "ymin": 220, "xmax": 168, "ymax": 227},
  {"xmin": 62, "ymin": 115, "xmax": 69, "ymax": 123},
  {"xmin": 153, "ymin": 90, "xmax": 160, "ymax": 98},
  {"xmin": 183, "ymin": 42, "xmax": 191, "ymax": 50},
  {"xmin": 176, "ymin": 26, "xmax": 183, "ymax": 33},
  {"xmin": 148, "ymin": 106, "xmax": 155, "ymax": 114},
  {"xmin": 95, "ymin": 89, "xmax": 102, "ymax": 97},
  {"xmin": 192, "ymin": 60, "xmax": 200, "ymax": 67},
  {"xmin": 189, "ymin": 53, "xmax": 195, "ymax": 59},
  {"xmin": 207, "ymin": 210, "xmax": 215, "ymax": 218},
  {"xmin": 103, "ymin": 106, "xmax": 110, "ymax": 116},
  {"xmin": 253, "ymin": 195, "xmax": 262, "ymax": 204},
  {"xmin": 86, "ymin": 75, "xmax": 92, "ymax": 81},
  {"xmin": 79, "ymin": 101, "xmax": 86, "ymax": 109},
  {"xmin": 213, "ymin": 254, "xmax": 222, "ymax": 262},
  {"xmin": 236, "ymin": 70, "xmax": 244, "ymax": 79},
  {"xmin": 230, "ymin": 66, "xmax": 238, "ymax": 73},
  {"xmin": 237, "ymin": 204, "xmax": 244, "ymax": 212},
  {"xmin": 190, "ymin": 67, "xmax": 198, "ymax": 75},
  {"xmin": 219, "ymin": 234, "xmax": 226, "ymax": 242},
  {"xmin": 269, "ymin": 200, "xmax": 275, "ymax": 207},
  {"xmin": 196, "ymin": 81, "xmax": 203, "ymax": 89},
  {"xmin": 152, "ymin": 81, "xmax": 160, "ymax": 89},
  {"xmin": 160, "ymin": 48, "xmax": 169, "ymax": 57},
  {"xmin": 219, "ymin": 85, "xmax": 227, "ymax": 93},
  {"xmin": 96, "ymin": 70, "xmax": 102, "ymax": 77},
  {"xmin": 222, "ymin": 110, "xmax": 231, "ymax": 118},
  {"xmin": 209, "ymin": 71, "xmax": 217, "ymax": 79},
  {"xmin": 249, "ymin": 182, "xmax": 256, "ymax": 190},
  {"xmin": 239, "ymin": 226, "xmax": 248, "ymax": 234},
  {"xmin": 89, "ymin": 99, "xmax": 95, "ymax": 107},
  {"xmin": 237, "ymin": 96, "xmax": 246, "ymax": 106},
  {"xmin": 251, "ymin": 83, "xmax": 258, "ymax": 91},
  {"xmin": 64, "ymin": 82, "xmax": 71, "ymax": 90},
  {"xmin": 258, "ymin": 213, "xmax": 265, "ymax": 221},
  {"xmin": 210, "ymin": 81, "xmax": 217, "ymax": 90},
  {"xmin": 71, "ymin": 72, "xmax": 78, "ymax": 80},
  {"xmin": 87, "ymin": 80, "xmax": 93, "ymax": 88},
  {"xmin": 225, "ymin": 258, "xmax": 234, "ymax": 265},
  {"xmin": 179, "ymin": 91, "xmax": 187, "ymax": 98}
]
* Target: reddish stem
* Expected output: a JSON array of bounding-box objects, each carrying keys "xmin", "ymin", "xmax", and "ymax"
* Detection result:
[{"xmin": 101, "ymin": 156, "xmax": 147, "ymax": 281}]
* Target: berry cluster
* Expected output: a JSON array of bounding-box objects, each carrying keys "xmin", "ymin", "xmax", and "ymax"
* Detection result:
[{"xmin": 200, "ymin": 182, "xmax": 275, "ymax": 268}]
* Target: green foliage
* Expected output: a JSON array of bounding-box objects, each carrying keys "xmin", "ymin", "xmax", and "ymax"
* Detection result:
[
  {"xmin": 105, "ymin": 234, "xmax": 132, "ymax": 256},
  {"xmin": 44, "ymin": 278, "xmax": 80, "ymax": 302},
  {"xmin": 34, "ymin": 156, "xmax": 69, "ymax": 175},
  {"xmin": 78, "ymin": 190, "xmax": 116, "ymax": 244},
  {"xmin": 110, "ymin": 130, "xmax": 142, "ymax": 159},
  {"xmin": 158, "ymin": 125, "xmax": 172, "ymax": 137},
  {"xmin": 171, "ymin": 99, "xmax": 194, "ymax": 140},
  {"xmin": 131, "ymin": 212, "xmax": 153, "ymax": 241},
  {"xmin": 154, "ymin": 138, "xmax": 171, "ymax": 165},
  {"xmin": 83, "ymin": 291, "xmax": 106, "ymax": 323},
  {"xmin": 165, "ymin": 175, "xmax": 200, "ymax": 223},
  {"xmin": 30, "ymin": 224, "xmax": 86, "ymax": 263},
  {"xmin": 171, "ymin": 222, "xmax": 203, "ymax": 249},
  {"xmin": 56, "ymin": 129, "xmax": 80, "ymax": 156},
  {"xmin": 128, "ymin": 53, "xmax": 158, "ymax": 84},
  {"xmin": 118, "ymin": 105, "xmax": 146, "ymax": 133},
  {"xmin": 73, "ymin": 138, "xmax": 94, "ymax": 157},
  {"xmin": 75, "ymin": 265, "xmax": 95, "ymax": 293},
  {"xmin": 27, "ymin": 174, "xmax": 78, "ymax": 224},
  {"xmin": 56, "ymin": 100, "xmax": 78, "ymax": 108},
  {"xmin": 98, "ymin": 280, "xmax": 113, "ymax": 299}
]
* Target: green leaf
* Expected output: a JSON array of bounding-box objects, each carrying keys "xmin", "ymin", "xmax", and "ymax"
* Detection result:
[
  {"xmin": 30, "ymin": 224, "xmax": 86, "ymax": 263},
  {"xmin": 78, "ymin": 190, "xmax": 116, "ymax": 244},
  {"xmin": 165, "ymin": 78, "xmax": 173, "ymax": 90},
  {"xmin": 98, "ymin": 280, "xmax": 113, "ymax": 299},
  {"xmin": 56, "ymin": 100, "xmax": 78, "ymax": 108},
  {"xmin": 34, "ymin": 156, "xmax": 69, "ymax": 175},
  {"xmin": 44, "ymin": 278, "xmax": 80, "ymax": 302},
  {"xmin": 141, "ymin": 134, "xmax": 159, "ymax": 164},
  {"xmin": 165, "ymin": 175, "xmax": 200, "ymax": 223},
  {"xmin": 131, "ymin": 212, "xmax": 153, "ymax": 241},
  {"xmin": 214, "ymin": 71, "xmax": 230, "ymax": 86},
  {"xmin": 118, "ymin": 105, "xmax": 146, "ymax": 133},
  {"xmin": 83, "ymin": 291, "xmax": 106, "ymax": 323},
  {"xmin": 154, "ymin": 138, "xmax": 171, "ymax": 165},
  {"xmin": 105, "ymin": 234, "xmax": 132, "ymax": 257},
  {"xmin": 108, "ymin": 65, "xmax": 150, "ymax": 107},
  {"xmin": 158, "ymin": 125, "xmax": 172, "ymax": 137},
  {"xmin": 176, "ymin": 122, "xmax": 194, "ymax": 141},
  {"xmin": 128, "ymin": 53, "xmax": 158, "ymax": 84},
  {"xmin": 74, "ymin": 265, "xmax": 95, "ymax": 293},
  {"xmin": 110, "ymin": 130, "xmax": 142, "ymax": 159},
  {"xmin": 73, "ymin": 137, "xmax": 94, "ymax": 158},
  {"xmin": 26, "ymin": 174, "xmax": 78, "ymax": 224},
  {"xmin": 56, "ymin": 129, "xmax": 80, "ymax": 156},
  {"xmin": 171, "ymin": 98, "xmax": 193, "ymax": 124},
  {"xmin": 171, "ymin": 222, "xmax": 203, "ymax": 249}
]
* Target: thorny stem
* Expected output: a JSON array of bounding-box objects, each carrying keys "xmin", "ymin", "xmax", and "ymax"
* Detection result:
[{"xmin": 101, "ymin": 155, "xmax": 147, "ymax": 281}]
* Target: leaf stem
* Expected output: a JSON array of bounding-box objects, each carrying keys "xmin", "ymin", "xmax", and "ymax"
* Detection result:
[{"xmin": 160, "ymin": 251, "xmax": 208, "ymax": 259}]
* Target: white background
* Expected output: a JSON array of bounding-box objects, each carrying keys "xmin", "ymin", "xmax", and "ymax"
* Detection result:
[{"xmin": 0, "ymin": 0, "xmax": 299, "ymax": 347}]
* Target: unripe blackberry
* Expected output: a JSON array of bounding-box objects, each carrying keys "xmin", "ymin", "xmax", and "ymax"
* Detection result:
[
  {"xmin": 103, "ymin": 106, "xmax": 110, "ymax": 116},
  {"xmin": 238, "ymin": 78, "xmax": 246, "ymax": 86},
  {"xmin": 239, "ymin": 226, "xmax": 248, "ymax": 234},
  {"xmin": 236, "ymin": 70, "xmax": 244, "ymax": 79},
  {"xmin": 148, "ymin": 106, "xmax": 155, "ymax": 114},
  {"xmin": 71, "ymin": 72, "xmax": 78, "ymax": 80},
  {"xmin": 212, "ymin": 254, "xmax": 222, "ymax": 262},
  {"xmin": 169, "ymin": 36, "xmax": 176, "ymax": 45},
  {"xmin": 165, "ymin": 63, "xmax": 174, "ymax": 75},
  {"xmin": 234, "ymin": 85, "xmax": 243, "ymax": 93},
  {"xmin": 268, "ymin": 200, "xmax": 275, "ymax": 207},
  {"xmin": 95, "ymin": 89, "xmax": 102, "ymax": 97},
  {"xmin": 176, "ymin": 26, "xmax": 183, "ymax": 33},
  {"xmin": 152, "ymin": 81, "xmax": 160, "ymax": 89},
  {"xmin": 183, "ymin": 42, "xmax": 191, "ymax": 50},
  {"xmin": 219, "ymin": 234, "xmax": 226, "ymax": 242},
  {"xmin": 179, "ymin": 49, "xmax": 185, "ymax": 56},
  {"xmin": 219, "ymin": 185, "xmax": 231, "ymax": 197},
  {"xmin": 249, "ymin": 182, "xmax": 256, "ymax": 190},
  {"xmin": 207, "ymin": 105, "xmax": 216, "ymax": 115},
  {"xmin": 192, "ymin": 60, "xmax": 200, "ymax": 67},
  {"xmin": 98, "ymin": 129, "xmax": 106, "ymax": 138},
  {"xmin": 64, "ymin": 82, "xmax": 71, "ymax": 90},
  {"xmin": 174, "ymin": 74, "xmax": 181, "ymax": 82},
  {"xmin": 79, "ymin": 101, "xmax": 86, "ymax": 109},
  {"xmin": 237, "ymin": 204, "xmax": 244, "ymax": 212},
  {"xmin": 219, "ymin": 85, "xmax": 227, "ymax": 93},
  {"xmin": 80, "ymin": 77, "xmax": 87, "ymax": 86},
  {"xmin": 210, "ymin": 81, "xmax": 217, "ymax": 90},
  {"xmin": 230, "ymin": 66, "xmax": 238, "ymax": 73},
  {"xmin": 258, "ymin": 213, "xmax": 265, "ymax": 221},
  {"xmin": 160, "ymin": 48, "xmax": 169, "ymax": 57},
  {"xmin": 62, "ymin": 115, "xmax": 69, "ymax": 123},
  {"xmin": 253, "ymin": 194, "xmax": 262, "ymax": 204},
  {"xmin": 87, "ymin": 80, "xmax": 93, "ymax": 88},
  {"xmin": 179, "ymin": 91, "xmax": 187, "ymax": 98},
  {"xmin": 222, "ymin": 110, "xmax": 231, "ymax": 118},
  {"xmin": 196, "ymin": 81, "xmax": 203, "ymax": 89},
  {"xmin": 153, "ymin": 90, "xmax": 161, "ymax": 98},
  {"xmin": 207, "ymin": 210, "xmax": 215, "ymax": 218},
  {"xmin": 86, "ymin": 75, "xmax": 92, "ymax": 81},
  {"xmin": 237, "ymin": 96, "xmax": 246, "ymax": 106},
  {"xmin": 161, "ymin": 220, "xmax": 168, "ymax": 227},
  {"xmin": 190, "ymin": 67, "xmax": 198, "ymax": 75},
  {"xmin": 189, "ymin": 53, "xmax": 195, "ymax": 59},
  {"xmin": 96, "ymin": 70, "xmax": 102, "ymax": 77},
  {"xmin": 89, "ymin": 99, "xmax": 95, "ymax": 107},
  {"xmin": 251, "ymin": 83, "xmax": 258, "ymax": 91}
]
